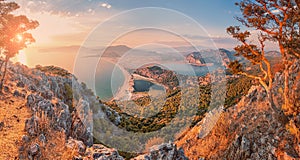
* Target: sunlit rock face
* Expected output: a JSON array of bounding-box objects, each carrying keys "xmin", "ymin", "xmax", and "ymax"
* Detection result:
[
  {"xmin": 171, "ymin": 60, "xmax": 300, "ymax": 159},
  {"xmin": 134, "ymin": 142, "xmax": 188, "ymax": 160}
]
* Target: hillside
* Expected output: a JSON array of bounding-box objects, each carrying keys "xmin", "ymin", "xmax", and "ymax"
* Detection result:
[
  {"xmin": 185, "ymin": 49, "xmax": 238, "ymax": 67},
  {"xmin": 0, "ymin": 95, "xmax": 31, "ymax": 159},
  {"xmin": 175, "ymin": 60, "xmax": 300, "ymax": 159},
  {"xmin": 0, "ymin": 59, "xmax": 299, "ymax": 159},
  {"xmin": 176, "ymin": 85, "xmax": 300, "ymax": 159},
  {"xmin": 0, "ymin": 61, "xmax": 124, "ymax": 159}
]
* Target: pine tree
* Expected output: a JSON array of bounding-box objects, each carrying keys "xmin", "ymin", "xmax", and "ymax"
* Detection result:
[
  {"xmin": 0, "ymin": 0, "xmax": 39, "ymax": 92},
  {"xmin": 227, "ymin": 0, "xmax": 300, "ymax": 115}
]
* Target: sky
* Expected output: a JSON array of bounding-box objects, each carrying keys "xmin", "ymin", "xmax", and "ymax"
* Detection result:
[{"xmin": 11, "ymin": 0, "xmax": 243, "ymax": 71}]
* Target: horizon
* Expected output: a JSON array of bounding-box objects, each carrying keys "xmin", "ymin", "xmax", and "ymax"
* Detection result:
[
  {"xmin": 0, "ymin": 1, "xmax": 299, "ymax": 159},
  {"xmin": 11, "ymin": 0, "xmax": 279, "ymax": 71}
]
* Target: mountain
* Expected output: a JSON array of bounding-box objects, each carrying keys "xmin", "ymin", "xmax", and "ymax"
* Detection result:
[
  {"xmin": 175, "ymin": 61, "xmax": 300, "ymax": 159},
  {"xmin": 0, "ymin": 60, "xmax": 127, "ymax": 159},
  {"xmin": 0, "ymin": 57, "xmax": 299, "ymax": 159},
  {"xmin": 102, "ymin": 45, "xmax": 132, "ymax": 57},
  {"xmin": 266, "ymin": 51, "xmax": 281, "ymax": 57},
  {"xmin": 185, "ymin": 48, "xmax": 237, "ymax": 67}
]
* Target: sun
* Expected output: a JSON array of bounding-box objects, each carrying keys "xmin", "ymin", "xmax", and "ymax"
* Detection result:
[{"xmin": 16, "ymin": 34, "xmax": 23, "ymax": 41}]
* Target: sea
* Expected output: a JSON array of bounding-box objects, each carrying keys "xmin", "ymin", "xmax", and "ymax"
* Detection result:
[
  {"xmin": 95, "ymin": 62, "xmax": 220, "ymax": 101},
  {"xmin": 95, "ymin": 60, "xmax": 125, "ymax": 101}
]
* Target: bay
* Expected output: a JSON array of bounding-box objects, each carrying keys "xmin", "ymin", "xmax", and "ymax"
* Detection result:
[{"xmin": 95, "ymin": 60, "xmax": 125, "ymax": 101}]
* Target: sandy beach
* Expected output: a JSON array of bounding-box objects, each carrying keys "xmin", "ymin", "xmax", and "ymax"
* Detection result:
[
  {"xmin": 101, "ymin": 57, "xmax": 169, "ymax": 101},
  {"xmin": 101, "ymin": 57, "xmax": 133, "ymax": 101}
]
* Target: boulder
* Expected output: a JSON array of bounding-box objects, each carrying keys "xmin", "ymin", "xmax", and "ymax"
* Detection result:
[
  {"xmin": 28, "ymin": 84, "xmax": 37, "ymax": 92},
  {"xmin": 37, "ymin": 100, "xmax": 54, "ymax": 117},
  {"xmin": 66, "ymin": 138, "xmax": 86, "ymax": 155},
  {"xmin": 136, "ymin": 142, "xmax": 188, "ymax": 160},
  {"xmin": 17, "ymin": 81, "xmax": 25, "ymax": 88},
  {"xmin": 13, "ymin": 90, "xmax": 21, "ymax": 97},
  {"xmin": 41, "ymin": 90, "xmax": 53, "ymax": 100},
  {"xmin": 25, "ymin": 116, "xmax": 40, "ymax": 136},
  {"xmin": 28, "ymin": 143, "xmax": 41, "ymax": 160},
  {"xmin": 26, "ymin": 94, "xmax": 35, "ymax": 108},
  {"xmin": 83, "ymin": 144, "xmax": 124, "ymax": 160},
  {"xmin": 0, "ymin": 121, "xmax": 4, "ymax": 131},
  {"xmin": 71, "ymin": 99, "xmax": 93, "ymax": 147},
  {"xmin": 22, "ymin": 135, "xmax": 30, "ymax": 143},
  {"xmin": 3, "ymin": 86, "xmax": 9, "ymax": 92}
]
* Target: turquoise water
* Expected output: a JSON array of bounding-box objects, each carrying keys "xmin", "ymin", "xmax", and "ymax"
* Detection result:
[
  {"xmin": 162, "ymin": 63, "xmax": 220, "ymax": 76},
  {"xmin": 95, "ymin": 62, "xmax": 219, "ymax": 101},
  {"xmin": 133, "ymin": 80, "xmax": 165, "ymax": 92},
  {"xmin": 95, "ymin": 60, "xmax": 125, "ymax": 101}
]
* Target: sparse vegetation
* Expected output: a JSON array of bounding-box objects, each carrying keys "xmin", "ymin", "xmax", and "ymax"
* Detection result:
[
  {"xmin": 144, "ymin": 137, "xmax": 165, "ymax": 152},
  {"xmin": 103, "ymin": 75, "xmax": 253, "ymax": 135},
  {"xmin": 64, "ymin": 83, "xmax": 74, "ymax": 112},
  {"xmin": 35, "ymin": 65, "xmax": 72, "ymax": 78},
  {"xmin": 19, "ymin": 112, "xmax": 78, "ymax": 159}
]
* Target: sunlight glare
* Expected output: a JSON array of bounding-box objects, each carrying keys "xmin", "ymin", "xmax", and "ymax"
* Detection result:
[
  {"xmin": 16, "ymin": 50, "xmax": 27, "ymax": 65},
  {"xmin": 16, "ymin": 34, "xmax": 23, "ymax": 41}
]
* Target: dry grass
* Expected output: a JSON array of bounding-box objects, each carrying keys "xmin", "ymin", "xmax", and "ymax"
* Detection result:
[
  {"xmin": 19, "ymin": 111, "xmax": 79, "ymax": 159},
  {"xmin": 144, "ymin": 137, "xmax": 165, "ymax": 153},
  {"xmin": 175, "ymin": 97, "xmax": 271, "ymax": 159},
  {"xmin": 0, "ymin": 94, "xmax": 78, "ymax": 159},
  {"xmin": 0, "ymin": 96, "xmax": 31, "ymax": 160},
  {"xmin": 175, "ymin": 111, "xmax": 234, "ymax": 159}
]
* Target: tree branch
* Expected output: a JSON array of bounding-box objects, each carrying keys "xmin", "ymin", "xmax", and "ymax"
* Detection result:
[
  {"xmin": 290, "ymin": 50, "xmax": 300, "ymax": 58},
  {"xmin": 261, "ymin": 1, "xmax": 280, "ymax": 25},
  {"xmin": 258, "ymin": 27, "xmax": 278, "ymax": 35},
  {"xmin": 242, "ymin": 41, "xmax": 261, "ymax": 56},
  {"xmin": 258, "ymin": 35, "xmax": 273, "ymax": 83},
  {"xmin": 259, "ymin": 63, "xmax": 268, "ymax": 80},
  {"xmin": 237, "ymin": 71, "xmax": 270, "ymax": 91}
]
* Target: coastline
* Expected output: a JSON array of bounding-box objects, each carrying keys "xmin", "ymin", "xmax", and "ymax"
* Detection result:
[
  {"xmin": 102, "ymin": 57, "xmax": 132, "ymax": 101},
  {"xmin": 113, "ymin": 65, "xmax": 132, "ymax": 101},
  {"xmin": 132, "ymin": 73, "xmax": 165, "ymax": 88}
]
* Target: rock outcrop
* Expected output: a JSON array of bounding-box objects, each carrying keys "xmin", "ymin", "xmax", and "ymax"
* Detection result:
[
  {"xmin": 134, "ymin": 65, "xmax": 179, "ymax": 90},
  {"xmin": 185, "ymin": 49, "xmax": 237, "ymax": 67},
  {"xmin": 1, "ymin": 62, "xmax": 98, "ymax": 158},
  {"xmin": 1, "ymin": 57, "xmax": 299, "ymax": 159},
  {"xmin": 176, "ymin": 85, "xmax": 300, "ymax": 159},
  {"xmin": 78, "ymin": 144, "xmax": 124, "ymax": 160},
  {"xmin": 134, "ymin": 142, "xmax": 188, "ymax": 160}
]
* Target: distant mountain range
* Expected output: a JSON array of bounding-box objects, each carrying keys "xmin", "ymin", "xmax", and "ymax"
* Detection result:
[
  {"xmin": 39, "ymin": 45, "xmax": 280, "ymax": 64},
  {"xmin": 102, "ymin": 45, "xmax": 132, "ymax": 57},
  {"xmin": 186, "ymin": 48, "xmax": 237, "ymax": 67},
  {"xmin": 265, "ymin": 51, "xmax": 281, "ymax": 57}
]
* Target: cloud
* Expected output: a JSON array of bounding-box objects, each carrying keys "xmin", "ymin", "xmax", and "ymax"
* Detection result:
[
  {"xmin": 101, "ymin": 3, "xmax": 112, "ymax": 9},
  {"xmin": 15, "ymin": 0, "xmax": 113, "ymax": 17}
]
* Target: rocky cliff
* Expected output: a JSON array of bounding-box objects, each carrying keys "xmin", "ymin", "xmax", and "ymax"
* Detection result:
[
  {"xmin": 174, "ymin": 58, "xmax": 300, "ymax": 160},
  {"xmin": 186, "ymin": 49, "xmax": 237, "ymax": 67},
  {"xmin": 134, "ymin": 65, "xmax": 179, "ymax": 90},
  {"xmin": 176, "ymin": 85, "xmax": 300, "ymax": 159},
  {"xmin": 0, "ymin": 61, "xmax": 127, "ymax": 159},
  {"xmin": 0, "ymin": 59, "xmax": 299, "ymax": 159}
]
